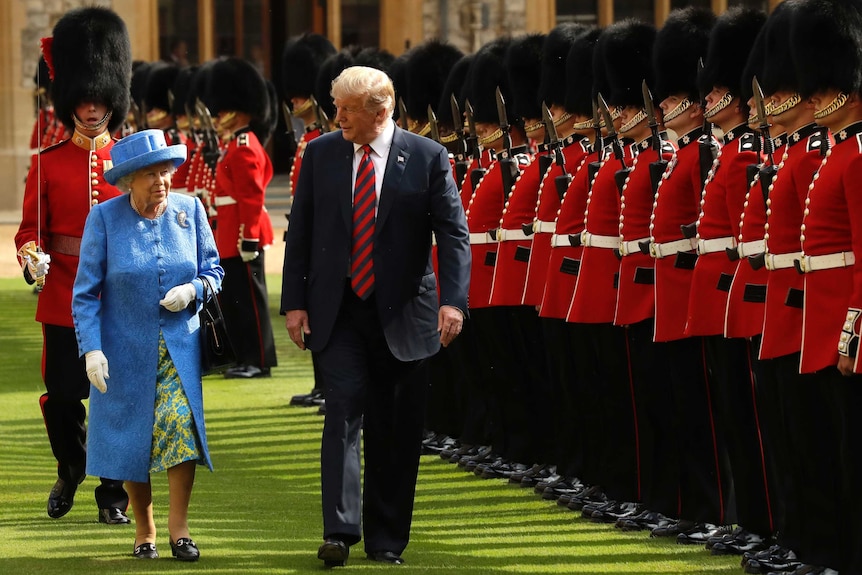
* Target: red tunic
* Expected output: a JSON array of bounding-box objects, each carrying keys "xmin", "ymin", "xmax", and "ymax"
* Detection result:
[
  {"xmin": 760, "ymin": 125, "xmax": 829, "ymax": 359},
  {"xmin": 465, "ymin": 154, "xmax": 507, "ymax": 310},
  {"xmin": 523, "ymin": 136, "xmax": 591, "ymax": 306},
  {"xmin": 489, "ymin": 151, "xmax": 544, "ymax": 306},
  {"xmin": 685, "ymin": 125, "xmax": 759, "ymax": 336},
  {"xmin": 213, "ymin": 128, "xmax": 274, "ymax": 259},
  {"xmin": 539, "ymin": 148, "xmax": 595, "ymax": 319},
  {"xmin": 651, "ymin": 128, "xmax": 706, "ymax": 341},
  {"xmin": 800, "ymin": 123, "xmax": 862, "ymax": 373},
  {"xmin": 568, "ymin": 141, "xmax": 637, "ymax": 324},
  {"xmin": 15, "ymin": 131, "xmax": 122, "ymax": 327},
  {"xmin": 615, "ymin": 136, "xmax": 676, "ymax": 326}
]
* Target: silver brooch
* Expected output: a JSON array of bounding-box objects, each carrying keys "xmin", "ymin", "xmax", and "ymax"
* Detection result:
[{"xmin": 177, "ymin": 210, "xmax": 189, "ymax": 228}]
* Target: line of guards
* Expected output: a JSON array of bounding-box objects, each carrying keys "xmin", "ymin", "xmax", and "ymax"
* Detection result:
[{"xmin": 28, "ymin": 1, "xmax": 862, "ymax": 572}]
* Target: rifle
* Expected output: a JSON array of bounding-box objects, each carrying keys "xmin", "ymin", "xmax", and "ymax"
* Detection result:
[
  {"xmin": 450, "ymin": 94, "xmax": 469, "ymax": 187},
  {"xmin": 465, "ymin": 99, "xmax": 486, "ymax": 190},
  {"xmin": 543, "ymin": 102, "xmax": 572, "ymax": 201},
  {"xmin": 642, "ymin": 80, "xmax": 669, "ymax": 194},
  {"xmin": 746, "ymin": 77, "xmax": 779, "ymax": 270},
  {"xmin": 194, "ymin": 98, "xmax": 222, "ymax": 174},
  {"xmin": 310, "ymin": 95, "xmax": 330, "ymax": 134},
  {"xmin": 495, "ymin": 86, "xmax": 519, "ymax": 196},
  {"xmin": 597, "ymin": 93, "xmax": 630, "ymax": 195}
]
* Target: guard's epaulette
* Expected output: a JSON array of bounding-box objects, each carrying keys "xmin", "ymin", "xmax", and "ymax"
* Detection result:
[
  {"xmin": 738, "ymin": 132, "xmax": 758, "ymax": 152},
  {"xmin": 237, "ymin": 133, "xmax": 250, "ymax": 146},
  {"xmin": 40, "ymin": 138, "xmax": 70, "ymax": 154}
]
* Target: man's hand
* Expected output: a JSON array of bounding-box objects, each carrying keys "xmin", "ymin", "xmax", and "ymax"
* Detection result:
[
  {"xmin": 85, "ymin": 350, "xmax": 109, "ymax": 393},
  {"xmin": 160, "ymin": 282, "xmax": 196, "ymax": 312},
  {"xmin": 838, "ymin": 354, "xmax": 855, "ymax": 377},
  {"xmin": 237, "ymin": 224, "xmax": 260, "ymax": 262},
  {"xmin": 240, "ymin": 249, "xmax": 260, "ymax": 262},
  {"xmin": 286, "ymin": 309, "xmax": 311, "ymax": 350},
  {"xmin": 438, "ymin": 305, "xmax": 464, "ymax": 347},
  {"xmin": 17, "ymin": 241, "xmax": 51, "ymax": 288}
]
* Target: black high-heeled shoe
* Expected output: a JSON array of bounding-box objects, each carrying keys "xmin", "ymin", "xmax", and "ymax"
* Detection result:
[
  {"xmin": 170, "ymin": 537, "xmax": 200, "ymax": 561},
  {"xmin": 133, "ymin": 542, "xmax": 158, "ymax": 559}
]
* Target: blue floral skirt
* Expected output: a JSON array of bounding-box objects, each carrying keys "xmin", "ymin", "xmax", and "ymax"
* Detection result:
[{"xmin": 149, "ymin": 333, "xmax": 202, "ymax": 473}]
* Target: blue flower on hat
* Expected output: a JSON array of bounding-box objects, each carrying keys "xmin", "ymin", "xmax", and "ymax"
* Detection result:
[{"xmin": 104, "ymin": 129, "xmax": 187, "ymax": 185}]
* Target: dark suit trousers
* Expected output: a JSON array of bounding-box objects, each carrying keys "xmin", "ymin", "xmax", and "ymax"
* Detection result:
[{"xmin": 315, "ymin": 287, "xmax": 427, "ymax": 555}]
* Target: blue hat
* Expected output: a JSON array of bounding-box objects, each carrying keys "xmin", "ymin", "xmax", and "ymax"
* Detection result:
[{"xmin": 104, "ymin": 129, "xmax": 187, "ymax": 185}]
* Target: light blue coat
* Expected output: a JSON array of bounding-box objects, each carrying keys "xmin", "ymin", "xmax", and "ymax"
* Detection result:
[{"xmin": 72, "ymin": 193, "xmax": 223, "ymax": 483}]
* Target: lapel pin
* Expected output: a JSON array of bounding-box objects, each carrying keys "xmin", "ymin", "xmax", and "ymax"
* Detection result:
[{"xmin": 397, "ymin": 155, "xmax": 405, "ymax": 164}]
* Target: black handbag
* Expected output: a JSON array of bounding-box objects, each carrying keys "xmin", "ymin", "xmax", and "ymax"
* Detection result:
[{"xmin": 199, "ymin": 277, "xmax": 238, "ymax": 376}]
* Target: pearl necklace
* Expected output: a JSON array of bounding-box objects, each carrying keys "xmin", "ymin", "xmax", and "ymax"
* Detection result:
[{"xmin": 130, "ymin": 195, "xmax": 167, "ymax": 219}]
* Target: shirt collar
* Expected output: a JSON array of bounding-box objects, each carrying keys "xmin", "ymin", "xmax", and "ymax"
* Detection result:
[{"xmin": 354, "ymin": 119, "xmax": 395, "ymax": 157}]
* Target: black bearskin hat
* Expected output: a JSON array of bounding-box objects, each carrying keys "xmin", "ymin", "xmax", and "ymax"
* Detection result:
[
  {"xmin": 467, "ymin": 37, "xmax": 515, "ymax": 125},
  {"xmin": 760, "ymin": 0, "xmax": 799, "ymax": 96},
  {"xmin": 130, "ymin": 61, "xmax": 152, "ymax": 113},
  {"xmin": 602, "ymin": 19, "xmax": 656, "ymax": 109},
  {"xmin": 406, "ymin": 40, "xmax": 463, "ymax": 122},
  {"xmin": 539, "ymin": 23, "xmax": 587, "ymax": 110},
  {"xmin": 187, "ymin": 61, "xmax": 214, "ymax": 116},
  {"xmin": 740, "ymin": 13, "xmax": 770, "ymax": 106},
  {"xmin": 171, "ymin": 66, "xmax": 195, "ymax": 117},
  {"xmin": 389, "ymin": 52, "xmax": 410, "ymax": 121},
  {"xmin": 248, "ymin": 79, "xmax": 278, "ymax": 145},
  {"xmin": 314, "ymin": 46, "xmax": 363, "ymax": 119},
  {"xmin": 592, "ymin": 28, "xmax": 612, "ymax": 103},
  {"xmin": 355, "ymin": 46, "xmax": 396, "ymax": 74},
  {"xmin": 204, "ymin": 57, "xmax": 270, "ymax": 134},
  {"xmin": 48, "ymin": 6, "xmax": 131, "ymax": 133},
  {"xmin": 699, "ymin": 7, "xmax": 766, "ymax": 96},
  {"xmin": 281, "ymin": 33, "xmax": 336, "ymax": 100},
  {"xmin": 435, "ymin": 54, "xmax": 473, "ymax": 131},
  {"xmin": 791, "ymin": 0, "xmax": 862, "ymax": 98},
  {"xmin": 506, "ymin": 33, "xmax": 546, "ymax": 121},
  {"xmin": 144, "ymin": 62, "xmax": 180, "ymax": 113},
  {"xmin": 653, "ymin": 7, "xmax": 715, "ymax": 103},
  {"xmin": 566, "ymin": 28, "xmax": 600, "ymax": 117}
]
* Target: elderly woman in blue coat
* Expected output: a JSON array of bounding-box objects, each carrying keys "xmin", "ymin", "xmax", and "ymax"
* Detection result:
[{"xmin": 72, "ymin": 129, "xmax": 223, "ymax": 561}]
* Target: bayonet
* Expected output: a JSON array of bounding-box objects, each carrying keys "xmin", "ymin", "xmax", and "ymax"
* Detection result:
[
  {"xmin": 449, "ymin": 94, "xmax": 469, "ymax": 189},
  {"xmin": 195, "ymin": 98, "xmax": 221, "ymax": 173},
  {"xmin": 495, "ymin": 86, "xmax": 512, "ymax": 157},
  {"xmin": 642, "ymin": 80, "xmax": 661, "ymax": 153},
  {"xmin": 167, "ymin": 90, "xmax": 175, "ymax": 114},
  {"xmin": 310, "ymin": 95, "xmax": 329, "ymax": 133},
  {"xmin": 398, "ymin": 97, "xmax": 409, "ymax": 131},
  {"xmin": 427, "ymin": 105, "xmax": 440, "ymax": 143},
  {"xmin": 282, "ymin": 100, "xmax": 298, "ymax": 159},
  {"xmin": 465, "ymin": 99, "xmax": 481, "ymax": 163},
  {"xmin": 752, "ymin": 76, "xmax": 775, "ymax": 166},
  {"xmin": 543, "ymin": 102, "xmax": 572, "ymax": 201},
  {"xmin": 598, "ymin": 93, "xmax": 624, "ymax": 168}
]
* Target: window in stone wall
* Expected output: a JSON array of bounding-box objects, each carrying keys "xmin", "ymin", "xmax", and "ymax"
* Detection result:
[
  {"xmin": 158, "ymin": 0, "xmax": 199, "ymax": 65},
  {"xmin": 341, "ymin": 0, "xmax": 381, "ymax": 47},
  {"xmin": 556, "ymin": 0, "xmax": 599, "ymax": 26}
]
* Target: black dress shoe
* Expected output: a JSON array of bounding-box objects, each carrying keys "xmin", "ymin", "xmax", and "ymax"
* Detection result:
[
  {"xmin": 47, "ymin": 476, "xmax": 84, "ymax": 519},
  {"xmin": 367, "ymin": 551, "xmax": 404, "ymax": 565},
  {"xmin": 170, "ymin": 537, "xmax": 200, "ymax": 561},
  {"xmin": 318, "ymin": 538, "xmax": 349, "ymax": 567},
  {"xmin": 677, "ymin": 523, "xmax": 730, "ymax": 545},
  {"xmin": 224, "ymin": 365, "xmax": 271, "ymax": 379},
  {"xmin": 290, "ymin": 388, "xmax": 323, "ymax": 406},
  {"xmin": 616, "ymin": 510, "xmax": 674, "ymax": 532},
  {"xmin": 133, "ymin": 542, "xmax": 159, "ymax": 559},
  {"xmin": 710, "ymin": 528, "xmax": 768, "ymax": 555},
  {"xmin": 98, "ymin": 507, "xmax": 130, "ymax": 524}
]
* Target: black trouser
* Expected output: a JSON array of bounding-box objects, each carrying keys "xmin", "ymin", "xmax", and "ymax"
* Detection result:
[
  {"xmin": 703, "ymin": 335, "xmax": 772, "ymax": 534},
  {"xmin": 627, "ymin": 319, "xmax": 676, "ymax": 514},
  {"xmin": 467, "ymin": 308, "xmax": 504, "ymax": 452},
  {"xmin": 756, "ymin": 354, "xmax": 791, "ymax": 545},
  {"xmin": 425, "ymin": 343, "xmax": 466, "ymax": 439},
  {"xmin": 838, "ymin": 372, "xmax": 862, "ymax": 574},
  {"xmin": 665, "ymin": 335, "xmax": 730, "ymax": 524},
  {"xmin": 589, "ymin": 322, "xmax": 639, "ymax": 503},
  {"xmin": 315, "ymin": 288, "xmax": 427, "ymax": 554},
  {"xmin": 541, "ymin": 317, "xmax": 584, "ymax": 476},
  {"xmin": 220, "ymin": 255, "xmax": 277, "ymax": 369},
  {"xmin": 42, "ymin": 325, "xmax": 128, "ymax": 510}
]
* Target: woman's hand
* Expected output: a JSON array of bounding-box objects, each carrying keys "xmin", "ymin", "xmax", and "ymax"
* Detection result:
[
  {"xmin": 160, "ymin": 283, "xmax": 196, "ymax": 312},
  {"xmin": 85, "ymin": 350, "xmax": 109, "ymax": 393}
]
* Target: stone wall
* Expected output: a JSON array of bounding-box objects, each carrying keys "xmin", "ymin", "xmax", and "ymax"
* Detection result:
[{"xmin": 423, "ymin": 0, "xmax": 527, "ymax": 54}]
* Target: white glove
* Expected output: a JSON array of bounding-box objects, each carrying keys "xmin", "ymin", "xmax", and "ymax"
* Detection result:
[
  {"xmin": 159, "ymin": 282, "xmax": 197, "ymax": 312},
  {"xmin": 85, "ymin": 350, "xmax": 109, "ymax": 393},
  {"xmin": 240, "ymin": 249, "xmax": 260, "ymax": 262},
  {"xmin": 17, "ymin": 241, "xmax": 51, "ymax": 288}
]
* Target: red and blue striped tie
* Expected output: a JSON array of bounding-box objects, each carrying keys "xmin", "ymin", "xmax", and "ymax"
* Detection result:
[{"xmin": 351, "ymin": 144, "xmax": 376, "ymax": 299}]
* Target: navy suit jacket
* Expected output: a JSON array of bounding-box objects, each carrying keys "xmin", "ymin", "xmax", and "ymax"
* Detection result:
[{"xmin": 281, "ymin": 125, "xmax": 470, "ymax": 361}]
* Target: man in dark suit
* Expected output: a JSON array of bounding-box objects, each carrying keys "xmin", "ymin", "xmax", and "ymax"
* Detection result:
[{"xmin": 281, "ymin": 65, "xmax": 470, "ymax": 567}]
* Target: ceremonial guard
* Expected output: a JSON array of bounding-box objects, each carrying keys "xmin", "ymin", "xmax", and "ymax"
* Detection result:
[
  {"xmin": 204, "ymin": 57, "xmax": 277, "ymax": 378},
  {"xmin": 15, "ymin": 6, "xmax": 131, "ymax": 523},
  {"xmin": 143, "ymin": 62, "xmax": 191, "ymax": 197},
  {"xmin": 683, "ymin": 6, "xmax": 768, "ymax": 545},
  {"xmin": 434, "ymin": 54, "xmax": 473, "ymax": 191},
  {"xmin": 631, "ymin": 7, "xmax": 729, "ymax": 539},
  {"xmin": 536, "ymin": 26, "xmax": 602, "ymax": 502},
  {"xmin": 786, "ymin": 1, "xmax": 862, "ymax": 573},
  {"xmin": 281, "ymin": 33, "xmax": 336, "ymax": 408},
  {"xmin": 566, "ymin": 20, "xmax": 643, "ymax": 516}
]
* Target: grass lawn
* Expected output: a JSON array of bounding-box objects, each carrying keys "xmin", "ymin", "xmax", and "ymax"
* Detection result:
[{"xmin": 0, "ymin": 276, "xmax": 741, "ymax": 574}]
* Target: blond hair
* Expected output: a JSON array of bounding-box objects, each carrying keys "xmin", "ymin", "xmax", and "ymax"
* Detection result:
[{"xmin": 331, "ymin": 66, "xmax": 395, "ymax": 117}]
